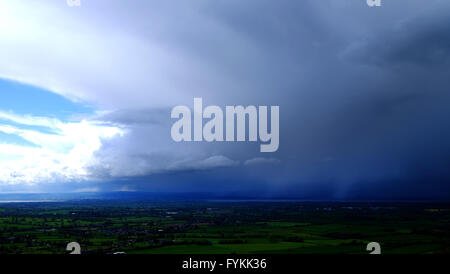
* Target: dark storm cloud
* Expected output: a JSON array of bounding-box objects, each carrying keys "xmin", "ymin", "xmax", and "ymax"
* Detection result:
[
  {"xmin": 89, "ymin": 0, "xmax": 450, "ymax": 199},
  {"xmin": 347, "ymin": 11, "xmax": 450, "ymax": 67}
]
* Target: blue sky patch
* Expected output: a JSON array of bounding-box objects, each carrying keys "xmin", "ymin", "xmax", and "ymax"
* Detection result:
[{"xmin": 0, "ymin": 78, "xmax": 93, "ymax": 121}]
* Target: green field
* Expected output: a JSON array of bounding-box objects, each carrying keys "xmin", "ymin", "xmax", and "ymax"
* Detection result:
[{"xmin": 0, "ymin": 201, "xmax": 449, "ymax": 254}]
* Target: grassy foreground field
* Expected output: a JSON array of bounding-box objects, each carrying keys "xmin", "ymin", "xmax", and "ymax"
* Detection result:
[{"xmin": 0, "ymin": 200, "xmax": 449, "ymax": 254}]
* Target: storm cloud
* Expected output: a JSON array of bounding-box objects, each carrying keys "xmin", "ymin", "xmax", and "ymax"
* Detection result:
[{"xmin": 1, "ymin": 0, "xmax": 450, "ymax": 199}]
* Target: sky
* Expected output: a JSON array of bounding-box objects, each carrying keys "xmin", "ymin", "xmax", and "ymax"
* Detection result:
[{"xmin": 1, "ymin": 0, "xmax": 450, "ymax": 199}]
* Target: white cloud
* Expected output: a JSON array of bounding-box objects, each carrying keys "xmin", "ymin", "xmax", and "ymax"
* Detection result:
[
  {"xmin": 0, "ymin": 111, "xmax": 243, "ymax": 186},
  {"xmin": 73, "ymin": 187, "xmax": 100, "ymax": 193},
  {"xmin": 169, "ymin": 155, "xmax": 239, "ymax": 171},
  {"xmin": 0, "ymin": 111, "xmax": 62, "ymax": 129},
  {"xmin": 0, "ymin": 112, "xmax": 123, "ymax": 185},
  {"xmin": 244, "ymin": 157, "xmax": 280, "ymax": 166},
  {"xmin": 0, "ymin": 110, "xmax": 243, "ymax": 185}
]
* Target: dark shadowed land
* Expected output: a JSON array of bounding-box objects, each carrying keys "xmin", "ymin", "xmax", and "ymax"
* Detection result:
[{"xmin": 0, "ymin": 193, "xmax": 449, "ymax": 254}]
